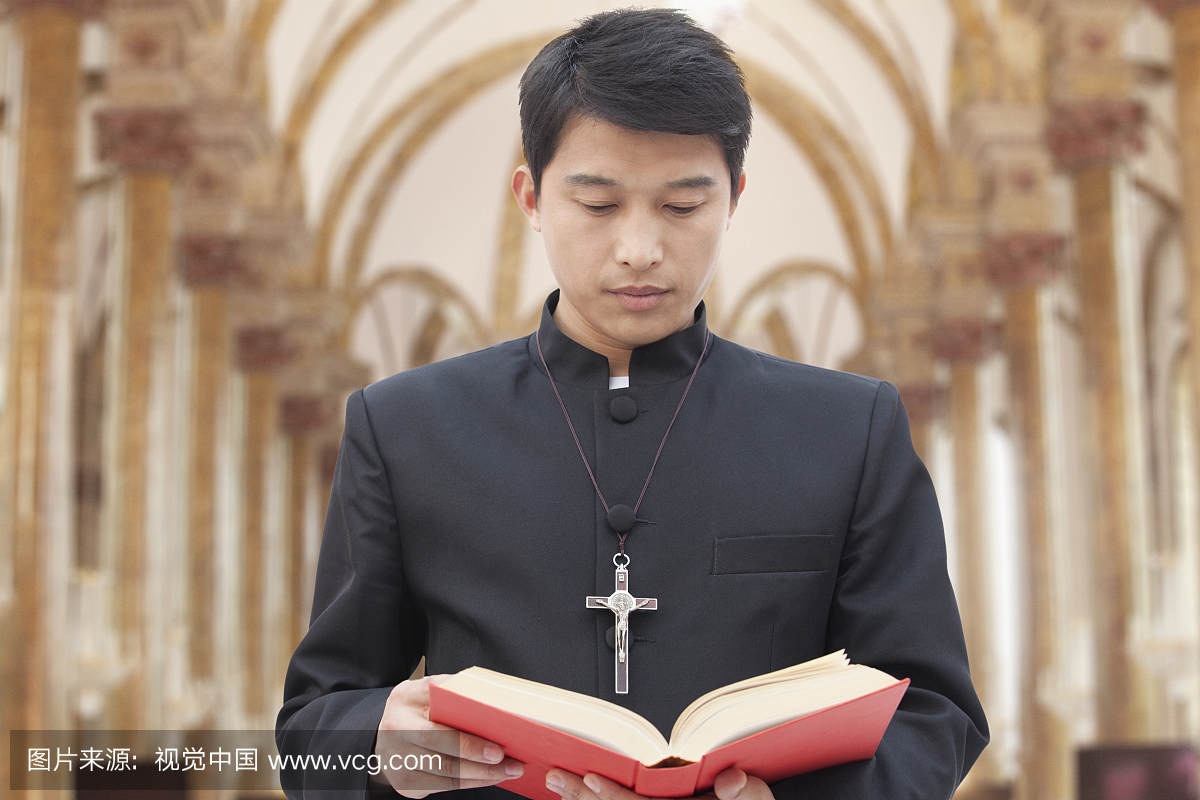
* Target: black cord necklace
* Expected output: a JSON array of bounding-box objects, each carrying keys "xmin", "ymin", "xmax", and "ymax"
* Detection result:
[{"xmin": 534, "ymin": 327, "xmax": 711, "ymax": 693}]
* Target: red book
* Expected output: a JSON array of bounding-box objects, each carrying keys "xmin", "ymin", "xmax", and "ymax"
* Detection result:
[{"xmin": 429, "ymin": 651, "xmax": 908, "ymax": 800}]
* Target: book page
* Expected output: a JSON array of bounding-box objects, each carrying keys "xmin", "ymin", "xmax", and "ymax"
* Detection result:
[
  {"xmin": 672, "ymin": 667, "xmax": 900, "ymax": 761},
  {"xmin": 668, "ymin": 651, "xmax": 850, "ymax": 743},
  {"xmin": 442, "ymin": 668, "xmax": 672, "ymax": 764}
]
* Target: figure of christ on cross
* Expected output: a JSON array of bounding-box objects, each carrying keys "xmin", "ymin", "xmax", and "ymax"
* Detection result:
[{"xmin": 587, "ymin": 562, "xmax": 658, "ymax": 694}]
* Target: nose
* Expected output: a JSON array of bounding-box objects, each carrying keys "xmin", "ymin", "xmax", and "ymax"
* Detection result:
[{"xmin": 613, "ymin": 208, "xmax": 664, "ymax": 271}]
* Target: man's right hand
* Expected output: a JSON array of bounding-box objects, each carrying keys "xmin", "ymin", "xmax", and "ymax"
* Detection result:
[{"xmin": 372, "ymin": 675, "xmax": 525, "ymax": 797}]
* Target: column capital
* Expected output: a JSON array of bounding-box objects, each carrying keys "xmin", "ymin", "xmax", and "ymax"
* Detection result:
[
  {"xmin": 1047, "ymin": 99, "xmax": 1145, "ymax": 170},
  {"xmin": 857, "ymin": 318, "xmax": 939, "ymax": 392},
  {"xmin": 277, "ymin": 350, "xmax": 371, "ymax": 400},
  {"xmin": 178, "ymin": 235, "xmax": 260, "ymax": 289},
  {"xmin": 1048, "ymin": 2, "xmax": 1139, "ymax": 103},
  {"xmin": 929, "ymin": 318, "xmax": 1002, "ymax": 363},
  {"xmin": 230, "ymin": 289, "xmax": 348, "ymax": 347},
  {"xmin": 236, "ymin": 325, "xmax": 298, "ymax": 372},
  {"xmin": 986, "ymin": 233, "xmax": 1068, "ymax": 287},
  {"xmin": 895, "ymin": 382, "xmax": 947, "ymax": 426},
  {"xmin": 1049, "ymin": 1, "xmax": 1138, "ymax": 55},
  {"xmin": 1146, "ymin": 0, "xmax": 1200, "ymax": 16},
  {"xmin": 96, "ymin": 107, "xmax": 192, "ymax": 172},
  {"xmin": 953, "ymin": 103, "xmax": 1047, "ymax": 163},
  {"xmin": 280, "ymin": 395, "xmax": 338, "ymax": 435}
]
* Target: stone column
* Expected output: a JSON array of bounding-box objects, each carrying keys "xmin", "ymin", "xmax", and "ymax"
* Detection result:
[
  {"xmin": 915, "ymin": 201, "xmax": 1006, "ymax": 791},
  {"xmin": 958, "ymin": 101, "xmax": 1075, "ymax": 800},
  {"xmin": 175, "ymin": 28, "xmax": 271, "ymax": 721},
  {"xmin": 1147, "ymin": 0, "xmax": 1200, "ymax": 619},
  {"xmin": 1059, "ymin": 126, "xmax": 1146, "ymax": 742},
  {"xmin": 931, "ymin": 317, "xmax": 999, "ymax": 785},
  {"xmin": 279, "ymin": 394, "xmax": 335, "ymax": 649},
  {"xmin": 96, "ymin": 0, "xmax": 197, "ymax": 727},
  {"xmin": 94, "ymin": 107, "xmax": 190, "ymax": 727},
  {"xmin": 268, "ymin": 299, "xmax": 366, "ymax": 661},
  {"xmin": 865, "ymin": 264, "xmax": 942, "ymax": 466},
  {"xmin": 234, "ymin": 323, "xmax": 295, "ymax": 718},
  {"xmin": 989, "ymin": 237, "xmax": 1072, "ymax": 800},
  {"xmin": 0, "ymin": 0, "xmax": 93, "ymax": 745},
  {"xmin": 178, "ymin": 237, "xmax": 254, "ymax": 723},
  {"xmin": 1047, "ymin": 0, "xmax": 1153, "ymax": 742}
]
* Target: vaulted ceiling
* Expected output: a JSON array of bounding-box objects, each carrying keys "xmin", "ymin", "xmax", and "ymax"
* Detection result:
[{"xmin": 224, "ymin": 0, "xmax": 985, "ymax": 379}]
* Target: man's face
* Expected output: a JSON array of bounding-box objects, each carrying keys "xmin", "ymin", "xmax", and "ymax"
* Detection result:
[{"xmin": 513, "ymin": 116, "xmax": 742, "ymax": 356}]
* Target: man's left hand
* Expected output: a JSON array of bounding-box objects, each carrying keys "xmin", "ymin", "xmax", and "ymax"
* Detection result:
[{"xmin": 545, "ymin": 767, "xmax": 774, "ymax": 800}]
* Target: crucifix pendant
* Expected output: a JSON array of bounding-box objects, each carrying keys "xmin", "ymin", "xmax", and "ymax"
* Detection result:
[{"xmin": 586, "ymin": 556, "xmax": 657, "ymax": 694}]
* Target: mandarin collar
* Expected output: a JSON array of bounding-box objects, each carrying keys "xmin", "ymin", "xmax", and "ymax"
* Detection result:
[{"xmin": 528, "ymin": 290, "xmax": 711, "ymax": 389}]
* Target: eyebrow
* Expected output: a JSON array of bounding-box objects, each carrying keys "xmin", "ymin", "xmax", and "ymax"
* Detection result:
[
  {"xmin": 565, "ymin": 173, "xmax": 620, "ymax": 187},
  {"xmin": 665, "ymin": 176, "xmax": 718, "ymax": 190},
  {"xmin": 563, "ymin": 173, "xmax": 719, "ymax": 190}
]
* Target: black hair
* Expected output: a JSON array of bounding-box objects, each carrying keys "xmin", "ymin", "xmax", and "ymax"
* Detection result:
[{"xmin": 518, "ymin": 7, "xmax": 752, "ymax": 200}]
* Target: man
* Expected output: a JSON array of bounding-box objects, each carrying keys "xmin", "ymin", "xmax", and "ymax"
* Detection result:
[{"xmin": 277, "ymin": 8, "xmax": 988, "ymax": 800}]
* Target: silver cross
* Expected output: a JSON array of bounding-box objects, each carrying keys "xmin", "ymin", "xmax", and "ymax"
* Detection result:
[{"xmin": 587, "ymin": 557, "xmax": 657, "ymax": 694}]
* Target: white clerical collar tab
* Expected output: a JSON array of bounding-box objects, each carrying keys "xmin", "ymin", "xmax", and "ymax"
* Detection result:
[{"xmin": 609, "ymin": 376, "xmax": 630, "ymax": 390}]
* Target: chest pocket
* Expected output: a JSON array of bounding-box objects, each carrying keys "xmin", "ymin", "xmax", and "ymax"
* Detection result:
[{"xmin": 711, "ymin": 534, "xmax": 834, "ymax": 575}]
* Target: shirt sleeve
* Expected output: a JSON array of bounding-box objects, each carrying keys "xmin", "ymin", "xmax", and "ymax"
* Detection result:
[
  {"xmin": 770, "ymin": 380, "xmax": 989, "ymax": 800},
  {"xmin": 275, "ymin": 388, "xmax": 427, "ymax": 798}
]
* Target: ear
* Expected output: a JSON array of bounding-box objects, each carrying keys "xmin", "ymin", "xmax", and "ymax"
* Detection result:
[
  {"xmin": 512, "ymin": 165, "xmax": 541, "ymax": 232},
  {"xmin": 727, "ymin": 173, "xmax": 747, "ymax": 229}
]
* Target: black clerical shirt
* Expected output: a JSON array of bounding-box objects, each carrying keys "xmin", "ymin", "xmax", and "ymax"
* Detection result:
[{"xmin": 277, "ymin": 291, "xmax": 988, "ymax": 799}]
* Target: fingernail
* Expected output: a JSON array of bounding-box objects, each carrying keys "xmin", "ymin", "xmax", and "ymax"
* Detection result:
[
  {"xmin": 484, "ymin": 745, "xmax": 503, "ymax": 763},
  {"xmin": 506, "ymin": 761, "xmax": 524, "ymax": 777},
  {"xmin": 583, "ymin": 775, "xmax": 602, "ymax": 793},
  {"xmin": 546, "ymin": 775, "xmax": 564, "ymax": 794}
]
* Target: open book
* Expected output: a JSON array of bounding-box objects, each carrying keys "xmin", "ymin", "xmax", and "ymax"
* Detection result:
[{"xmin": 428, "ymin": 651, "xmax": 908, "ymax": 799}]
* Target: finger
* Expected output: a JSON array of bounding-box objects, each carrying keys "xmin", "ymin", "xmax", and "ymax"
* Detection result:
[
  {"xmin": 406, "ymin": 721, "xmax": 509, "ymax": 765},
  {"xmin": 546, "ymin": 769, "xmax": 644, "ymax": 800},
  {"xmin": 383, "ymin": 741, "xmax": 522, "ymax": 799},
  {"xmin": 404, "ymin": 677, "xmax": 434, "ymax": 706},
  {"xmin": 712, "ymin": 768, "xmax": 772, "ymax": 800},
  {"xmin": 375, "ymin": 743, "xmax": 523, "ymax": 782},
  {"xmin": 390, "ymin": 769, "xmax": 524, "ymax": 799},
  {"xmin": 454, "ymin": 728, "xmax": 511, "ymax": 766},
  {"xmin": 386, "ymin": 675, "xmax": 451, "ymax": 717},
  {"xmin": 545, "ymin": 769, "xmax": 595, "ymax": 800},
  {"xmin": 712, "ymin": 767, "xmax": 747, "ymax": 799},
  {"xmin": 379, "ymin": 714, "xmax": 510, "ymax": 767}
]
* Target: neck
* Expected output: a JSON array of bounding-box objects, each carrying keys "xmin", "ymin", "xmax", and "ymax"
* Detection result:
[
  {"xmin": 550, "ymin": 301, "xmax": 638, "ymax": 378},
  {"xmin": 606, "ymin": 351, "xmax": 632, "ymax": 379}
]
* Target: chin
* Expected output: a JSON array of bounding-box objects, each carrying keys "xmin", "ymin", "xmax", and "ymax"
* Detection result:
[{"xmin": 606, "ymin": 318, "xmax": 680, "ymax": 349}]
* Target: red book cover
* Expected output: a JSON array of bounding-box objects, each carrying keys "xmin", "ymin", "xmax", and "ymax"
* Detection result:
[{"xmin": 429, "ymin": 678, "xmax": 908, "ymax": 800}]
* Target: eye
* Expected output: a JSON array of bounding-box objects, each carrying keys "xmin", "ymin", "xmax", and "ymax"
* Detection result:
[
  {"xmin": 666, "ymin": 205, "xmax": 700, "ymax": 215},
  {"xmin": 582, "ymin": 203, "xmax": 615, "ymax": 214}
]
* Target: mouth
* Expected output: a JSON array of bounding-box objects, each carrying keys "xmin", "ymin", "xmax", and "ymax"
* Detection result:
[
  {"xmin": 610, "ymin": 286, "xmax": 669, "ymax": 312},
  {"xmin": 612, "ymin": 285, "xmax": 667, "ymax": 296}
]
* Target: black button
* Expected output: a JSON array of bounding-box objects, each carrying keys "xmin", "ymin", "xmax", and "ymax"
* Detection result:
[
  {"xmin": 607, "ymin": 504, "xmax": 636, "ymax": 533},
  {"xmin": 605, "ymin": 627, "xmax": 653, "ymax": 650},
  {"xmin": 609, "ymin": 395, "xmax": 638, "ymax": 423}
]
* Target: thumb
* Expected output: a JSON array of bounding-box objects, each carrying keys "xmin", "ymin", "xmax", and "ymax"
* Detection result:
[{"xmin": 712, "ymin": 768, "xmax": 748, "ymax": 800}]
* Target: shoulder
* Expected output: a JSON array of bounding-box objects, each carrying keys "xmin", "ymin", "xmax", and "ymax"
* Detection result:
[
  {"xmin": 360, "ymin": 336, "xmax": 529, "ymax": 409},
  {"xmin": 709, "ymin": 336, "xmax": 891, "ymax": 407},
  {"xmin": 703, "ymin": 337, "xmax": 904, "ymax": 439}
]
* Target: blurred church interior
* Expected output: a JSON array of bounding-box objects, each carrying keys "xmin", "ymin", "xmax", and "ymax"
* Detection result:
[{"xmin": 1, "ymin": 0, "xmax": 1199, "ymax": 797}]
